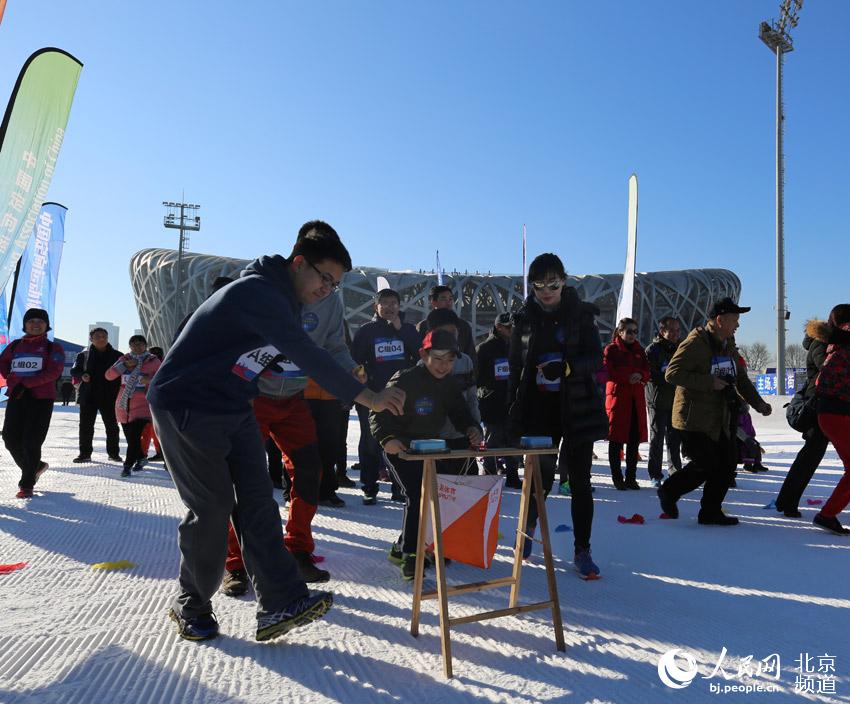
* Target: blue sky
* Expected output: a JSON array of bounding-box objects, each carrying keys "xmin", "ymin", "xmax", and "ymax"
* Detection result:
[{"xmin": 1, "ymin": 1, "xmax": 847, "ymax": 352}]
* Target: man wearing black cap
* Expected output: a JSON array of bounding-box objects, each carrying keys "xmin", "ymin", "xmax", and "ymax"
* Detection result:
[
  {"xmin": 657, "ymin": 297, "xmax": 772, "ymax": 525},
  {"xmin": 0, "ymin": 309, "xmax": 65, "ymax": 498},
  {"xmin": 476, "ymin": 312, "xmax": 520, "ymax": 487}
]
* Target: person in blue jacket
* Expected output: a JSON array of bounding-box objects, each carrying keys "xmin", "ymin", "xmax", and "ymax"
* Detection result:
[{"xmin": 148, "ymin": 221, "xmax": 405, "ymax": 643}]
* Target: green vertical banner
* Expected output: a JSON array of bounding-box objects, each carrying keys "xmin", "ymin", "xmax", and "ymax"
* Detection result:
[{"xmin": 0, "ymin": 48, "xmax": 82, "ymax": 291}]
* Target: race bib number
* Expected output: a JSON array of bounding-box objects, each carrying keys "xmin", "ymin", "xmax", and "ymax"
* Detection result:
[
  {"xmin": 232, "ymin": 345, "xmax": 282, "ymax": 381},
  {"xmin": 711, "ymin": 356, "xmax": 737, "ymax": 383},
  {"xmin": 260, "ymin": 357, "xmax": 305, "ymax": 380},
  {"xmin": 494, "ymin": 358, "xmax": 509, "ymax": 381},
  {"xmin": 11, "ymin": 356, "xmax": 43, "ymax": 375},
  {"xmin": 414, "ymin": 396, "xmax": 434, "ymax": 416},
  {"xmin": 536, "ymin": 352, "xmax": 563, "ymax": 392},
  {"xmin": 375, "ymin": 338, "xmax": 405, "ymax": 363}
]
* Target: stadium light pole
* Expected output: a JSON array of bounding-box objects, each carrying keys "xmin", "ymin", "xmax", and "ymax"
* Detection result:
[
  {"xmin": 162, "ymin": 200, "xmax": 201, "ymax": 331},
  {"xmin": 759, "ymin": 0, "xmax": 802, "ymax": 393}
]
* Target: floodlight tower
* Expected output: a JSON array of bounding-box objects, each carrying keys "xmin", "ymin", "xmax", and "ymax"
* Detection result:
[
  {"xmin": 162, "ymin": 200, "xmax": 201, "ymax": 328},
  {"xmin": 760, "ymin": 0, "xmax": 802, "ymax": 392}
]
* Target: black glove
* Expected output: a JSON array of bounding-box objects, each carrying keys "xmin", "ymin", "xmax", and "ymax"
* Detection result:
[
  {"xmin": 12, "ymin": 385, "xmax": 31, "ymax": 400},
  {"xmin": 540, "ymin": 360, "xmax": 566, "ymax": 381}
]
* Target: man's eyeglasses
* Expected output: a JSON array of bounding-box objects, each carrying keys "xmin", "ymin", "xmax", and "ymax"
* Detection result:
[
  {"xmin": 531, "ymin": 279, "xmax": 564, "ymax": 291},
  {"xmin": 307, "ymin": 260, "xmax": 341, "ymax": 291}
]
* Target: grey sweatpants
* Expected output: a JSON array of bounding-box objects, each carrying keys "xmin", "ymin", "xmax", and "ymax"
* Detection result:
[{"xmin": 152, "ymin": 405, "xmax": 307, "ymax": 619}]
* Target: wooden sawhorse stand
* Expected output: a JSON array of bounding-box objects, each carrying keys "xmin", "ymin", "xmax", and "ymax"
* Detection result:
[{"xmin": 399, "ymin": 447, "xmax": 565, "ymax": 678}]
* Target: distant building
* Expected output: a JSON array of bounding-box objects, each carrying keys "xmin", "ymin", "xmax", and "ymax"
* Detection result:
[
  {"xmin": 130, "ymin": 248, "xmax": 741, "ymax": 352},
  {"xmin": 54, "ymin": 337, "xmax": 85, "ymax": 381},
  {"xmin": 89, "ymin": 321, "xmax": 120, "ymax": 347}
]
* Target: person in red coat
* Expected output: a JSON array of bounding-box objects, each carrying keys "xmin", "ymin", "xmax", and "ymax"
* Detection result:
[
  {"xmin": 604, "ymin": 318, "xmax": 650, "ymax": 489},
  {"xmin": 0, "ymin": 308, "xmax": 65, "ymax": 498}
]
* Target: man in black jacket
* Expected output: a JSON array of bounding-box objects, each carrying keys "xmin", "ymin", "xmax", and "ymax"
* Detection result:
[
  {"xmin": 476, "ymin": 312, "xmax": 520, "ymax": 487},
  {"xmin": 644, "ymin": 317, "xmax": 683, "ymax": 486},
  {"xmin": 70, "ymin": 327, "xmax": 122, "ymax": 462},
  {"xmin": 351, "ymin": 288, "xmax": 421, "ymax": 503},
  {"xmin": 415, "ymin": 285, "xmax": 477, "ymax": 369}
]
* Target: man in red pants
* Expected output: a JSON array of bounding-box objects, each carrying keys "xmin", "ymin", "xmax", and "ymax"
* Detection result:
[{"xmin": 222, "ymin": 274, "xmax": 361, "ymax": 594}]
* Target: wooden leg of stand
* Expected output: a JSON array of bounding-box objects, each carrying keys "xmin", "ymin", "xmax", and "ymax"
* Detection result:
[
  {"xmin": 411, "ymin": 458, "xmax": 433, "ymax": 637},
  {"xmin": 427, "ymin": 462, "xmax": 453, "ymax": 678},
  {"xmin": 532, "ymin": 456, "xmax": 566, "ymax": 651},
  {"xmin": 509, "ymin": 453, "xmax": 535, "ymax": 608}
]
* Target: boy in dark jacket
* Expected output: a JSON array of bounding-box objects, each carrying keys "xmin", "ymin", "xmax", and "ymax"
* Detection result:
[
  {"xmin": 476, "ymin": 312, "xmax": 520, "ymax": 487},
  {"xmin": 371, "ymin": 329, "xmax": 483, "ymax": 580},
  {"xmin": 0, "ymin": 309, "xmax": 65, "ymax": 498}
]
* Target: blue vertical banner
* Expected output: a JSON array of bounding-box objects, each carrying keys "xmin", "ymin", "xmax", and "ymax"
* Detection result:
[
  {"xmin": 9, "ymin": 201, "xmax": 65, "ymax": 340},
  {"xmin": 0, "ymin": 288, "xmax": 8, "ymax": 387}
]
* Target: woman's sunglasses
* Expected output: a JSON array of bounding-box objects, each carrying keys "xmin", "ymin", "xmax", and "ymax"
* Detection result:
[{"xmin": 531, "ymin": 279, "xmax": 564, "ymax": 291}]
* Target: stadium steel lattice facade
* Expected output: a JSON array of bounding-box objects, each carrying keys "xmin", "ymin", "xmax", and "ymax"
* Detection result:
[{"xmin": 129, "ymin": 248, "xmax": 741, "ymax": 351}]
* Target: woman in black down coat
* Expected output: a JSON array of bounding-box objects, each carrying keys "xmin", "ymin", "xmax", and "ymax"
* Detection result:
[{"xmin": 508, "ymin": 253, "xmax": 608, "ymax": 579}]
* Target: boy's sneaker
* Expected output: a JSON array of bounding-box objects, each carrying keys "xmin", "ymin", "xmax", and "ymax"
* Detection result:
[
  {"xmin": 423, "ymin": 551, "xmax": 451, "ymax": 567},
  {"xmin": 133, "ymin": 459, "xmax": 146, "ymax": 472},
  {"xmin": 400, "ymin": 554, "xmax": 417, "ymax": 581},
  {"xmin": 813, "ymin": 513, "xmax": 850, "ymax": 535},
  {"xmin": 148, "ymin": 453, "xmax": 165, "ymax": 462},
  {"xmin": 108, "ymin": 454, "xmax": 123, "ymax": 462},
  {"xmin": 362, "ymin": 493, "xmax": 377, "ymax": 506},
  {"xmin": 34, "ymin": 462, "xmax": 49, "ymax": 484},
  {"xmin": 292, "ymin": 551, "xmax": 330, "ymax": 583},
  {"xmin": 15, "ymin": 487, "xmax": 34, "ymax": 499},
  {"xmin": 256, "ymin": 590, "xmax": 333, "ymax": 642},
  {"xmin": 168, "ymin": 608, "xmax": 219, "ymax": 641},
  {"xmin": 387, "ymin": 543, "xmax": 404, "ymax": 565},
  {"xmin": 651, "ymin": 477, "xmax": 663, "ymax": 489},
  {"xmin": 72, "ymin": 455, "xmax": 92, "ymax": 463},
  {"xmin": 121, "ymin": 467, "xmax": 132, "ymax": 477},
  {"xmin": 657, "ymin": 486, "xmax": 679, "ymax": 519},
  {"xmin": 697, "ymin": 511, "xmax": 739, "ymax": 526},
  {"xmin": 220, "ymin": 568, "xmax": 250, "ymax": 597},
  {"xmin": 558, "ymin": 481, "xmax": 571, "ymax": 496},
  {"xmin": 574, "ymin": 549, "xmax": 600, "ymax": 580}
]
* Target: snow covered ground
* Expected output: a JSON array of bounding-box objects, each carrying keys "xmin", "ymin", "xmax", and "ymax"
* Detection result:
[{"xmin": 1, "ymin": 398, "xmax": 848, "ymax": 704}]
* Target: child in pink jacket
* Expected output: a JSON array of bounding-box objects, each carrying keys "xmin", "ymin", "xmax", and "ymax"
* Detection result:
[{"xmin": 105, "ymin": 335, "xmax": 161, "ymax": 476}]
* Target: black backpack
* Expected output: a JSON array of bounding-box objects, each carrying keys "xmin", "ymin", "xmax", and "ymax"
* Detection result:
[{"xmin": 785, "ymin": 380, "xmax": 817, "ymax": 434}]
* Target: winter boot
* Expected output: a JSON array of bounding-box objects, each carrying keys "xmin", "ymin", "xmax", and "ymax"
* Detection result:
[
  {"xmin": 813, "ymin": 513, "xmax": 850, "ymax": 535},
  {"xmin": 292, "ymin": 551, "xmax": 330, "ymax": 583},
  {"xmin": 220, "ymin": 568, "xmax": 250, "ymax": 597}
]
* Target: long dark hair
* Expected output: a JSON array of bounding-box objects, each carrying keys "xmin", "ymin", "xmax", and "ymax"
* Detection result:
[
  {"xmin": 612, "ymin": 317, "xmax": 638, "ymax": 343},
  {"xmin": 828, "ymin": 304, "xmax": 850, "ymax": 328}
]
